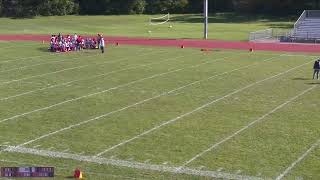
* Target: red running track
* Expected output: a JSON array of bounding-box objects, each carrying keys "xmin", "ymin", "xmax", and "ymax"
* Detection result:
[{"xmin": 0, "ymin": 34, "xmax": 320, "ymax": 53}]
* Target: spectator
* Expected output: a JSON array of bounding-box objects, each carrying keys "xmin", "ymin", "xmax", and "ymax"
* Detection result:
[
  {"xmin": 313, "ymin": 59, "xmax": 320, "ymax": 80},
  {"xmin": 99, "ymin": 35, "xmax": 105, "ymax": 53}
]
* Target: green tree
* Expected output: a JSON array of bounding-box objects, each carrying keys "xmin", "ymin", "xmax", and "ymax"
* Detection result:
[
  {"xmin": 146, "ymin": 0, "xmax": 188, "ymax": 14},
  {"xmin": 128, "ymin": 0, "xmax": 146, "ymax": 14},
  {"xmin": 0, "ymin": 0, "xmax": 2, "ymax": 15},
  {"xmin": 38, "ymin": 0, "xmax": 78, "ymax": 16}
]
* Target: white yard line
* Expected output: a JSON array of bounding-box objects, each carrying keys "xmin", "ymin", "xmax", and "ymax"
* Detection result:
[
  {"xmin": 14, "ymin": 55, "xmax": 280, "ymax": 149},
  {"xmin": 94, "ymin": 57, "xmax": 311, "ymax": 157},
  {"xmin": 0, "ymin": 49, "xmax": 158, "ymax": 86},
  {"xmin": 0, "ymin": 55, "xmax": 49, "ymax": 64},
  {"xmin": 0, "ymin": 53, "xmax": 197, "ymax": 124},
  {"xmin": 275, "ymin": 139, "xmax": 320, "ymax": 180},
  {"xmin": 178, "ymin": 85, "xmax": 317, "ymax": 170},
  {"xmin": 0, "ymin": 51, "xmax": 238, "ymax": 102},
  {"xmin": 3, "ymin": 146, "xmax": 263, "ymax": 180},
  {"xmin": 0, "ymin": 45, "xmax": 144, "ymax": 64},
  {"xmin": 0, "ymin": 54, "xmax": 90, "ymax": 73},
  {"xmin": 0, "ymin": 59, "xmax": 96, "ymax": 86},
  {"xmin": 0, "ymin": 41, "xmax": 42, "ymax": 49},
  {"xmin": 0, "ymin": 51, "xmax": 162, "ymax": 101},
  {"xmin": 2, "ymin": 56, "xmax": 240, "ymax": 146}
]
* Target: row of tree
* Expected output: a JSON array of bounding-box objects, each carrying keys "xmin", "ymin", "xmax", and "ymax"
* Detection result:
[{"xmin": 1, "ymin": 0, "xmax": 320, "ymax": 17}]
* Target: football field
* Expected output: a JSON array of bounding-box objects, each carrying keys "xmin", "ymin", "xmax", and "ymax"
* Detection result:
[{"xmin": 0, "ymin": 41, "xmax": 319, "ymax": 179}]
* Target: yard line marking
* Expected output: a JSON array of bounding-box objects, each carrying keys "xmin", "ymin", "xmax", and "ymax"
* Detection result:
[
  {"xmin": 0, "ymin": 45, "xmax": 148, "ymax": 65},
  {"xmin": 12, "ymin": 55, "xmax": 279, "ymax": 148},
  {"xmin": 0, "ymin": 45, "xmax": 149, "ymax": 66},
  {"xmin": 0, "ymin": 51, "xmax": 265, "ymax": 101},
  {"xmin": 3, "ymin": 146, "xmax": 263, "ymax": 180},
  {"xmin": 18, "ymin": 81, "xmax": 44, "ymax": 86},
  {"xmin": 275, "ymin": 138, "xmax": 320, "ymax": 180},
  {"xmin": 0, "ymin": 54, "xmax": 90, "ymax": 73},
  {"xmin": 0, "ymin": 55, "xmax": 49, "ymax": 64},
  {"xmin": 0, "ymin": 41, "xmax": 43, "ymax": 50},
  {"xmin": 0, "ymin": 51, "xmax": 162, "ymax": 101},
  {"xmin": 178, "ymin": 85, "xmax": 317, "ymax": 169},
  {"xmin": 3, "ymin": 57, "xmax": 236, "ymax": 146},
  {"xmin": 62, "ymin": 148, "xmax": 70, "ymax": 153},
  {"xmin": 0, "ymin": 52, "xmax": 229, "ymax": 123},
  {"xmin": 94, "ymin": 56, "xmax": 307, "ymax": 157},
  {"xmin": 0, "ymin": 53, "xmax": 192, "ymax": 123},
  {"xmin": 0, "ymin": 49, "xmax": 159, "ymax": 86},
  {"xmin": 47, "ymin": 147, "xmax": 54, "ymax": 150},
  {"xmin": 32, "ymin": 145, "xmax": 41, "ymax": 148},
  {"xmin": 15, "ymin": 55, "xmax": 280, "ymax": 148}
]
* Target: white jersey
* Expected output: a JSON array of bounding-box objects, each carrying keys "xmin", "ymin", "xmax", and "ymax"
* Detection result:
[{"xmin": 100, "ymin": 38, "xmax": 105, "ymax": 47}]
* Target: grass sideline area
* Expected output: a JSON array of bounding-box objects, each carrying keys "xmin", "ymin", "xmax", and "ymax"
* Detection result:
[
  {"xmin": 0, "ymin": 13, "xmax": 295, "ymax": 41},
  {"xmin": 0, "ymin": 41, "xmax": 319, "ymax": 179}
]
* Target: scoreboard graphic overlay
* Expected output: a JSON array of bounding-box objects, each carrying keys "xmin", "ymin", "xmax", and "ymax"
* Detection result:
[{"xmin": 1, "ymin": 167, "xmax": 54, "ymax": 178}]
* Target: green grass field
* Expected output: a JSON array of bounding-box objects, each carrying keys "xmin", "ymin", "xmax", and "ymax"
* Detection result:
[
  {"xmin": 0, "ymin": 41, "xmax": 319, "ymax": 180},
  {"xmin": 0, "ymin": 13, "xmax": 294, "ymax": 41}
]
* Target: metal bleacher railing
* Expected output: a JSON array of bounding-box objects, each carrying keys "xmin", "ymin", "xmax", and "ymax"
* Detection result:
[
  {"xmin": 292, "ymin": 10, "xmax": 320, "ymax": 41},
  {"xmin": 249, "ymin": 10, "xmax": 320, "ymax": 43},
  {"xmin": 294, "ymin": 10, "xmax": 306, "ymax": 30}
]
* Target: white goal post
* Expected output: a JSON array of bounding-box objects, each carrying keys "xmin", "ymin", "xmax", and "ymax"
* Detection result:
[{"xmin": 149, "ymin": 13, "xmax": 170, "ymax": 25}]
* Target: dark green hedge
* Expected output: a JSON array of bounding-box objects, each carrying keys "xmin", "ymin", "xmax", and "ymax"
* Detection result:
[{"xmin": 1, "ymin": 0, "xmax": 319, "ymax": 17}]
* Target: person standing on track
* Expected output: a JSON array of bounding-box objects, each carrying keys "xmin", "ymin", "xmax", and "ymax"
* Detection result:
[
  {"xmin": 99, "ymin": 35, "xmax": 105, "ymax": 53},
  {"xmin": 313, "ymin": 59, "xmax": 320, "ymax": 80},
  {"xmin": 97, "ymin": 34, "xmax": 101, "ymax": 49}
]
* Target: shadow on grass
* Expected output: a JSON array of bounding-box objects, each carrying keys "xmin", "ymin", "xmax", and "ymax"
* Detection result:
[
  {"xmin": 169, "ymin": 13, "xmax": 297, "ymax": 24},
  {"xmin": 37, "ymin": 46, "xmax": 100, "ymax": 55},
  {"xmin": 37, "ymin": 47, "xmax": 49, "ymax": 52},
  {"xmin": 64, "ymin": 176, "xmax": 75, "ymax": 179},
  {"xmin": 306, "ymin": 82, "xmax": 320, "ymax": 85},
  {"xmin": 265, "ymin": 23, "xmax": 293, "ymax": 29},
  {"xmin": 292, "ymin": 78, "xmax": 310, "ymax": 81}
]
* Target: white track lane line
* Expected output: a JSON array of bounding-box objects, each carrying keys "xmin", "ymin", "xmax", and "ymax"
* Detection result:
[
  {"xmin": 94, "ymin": 58, "xmax": 312, "ymax": 157},
  {"xmin": 3, "ymin": 147, "xmax": 263, "ymax": 180},
  {"xmin": 178, "ymin": 85, "xmax": 317, "ymax": 170},
  {"xmin": 275, "ymin": 138, "xmax": 320, "ymax": 180},
  {"xmin": 13, "ymin": 55, "xmax": 280, "ymax": 148},
  {"xmin": 0, "ymin": 52, "xmax": 209, "ymax": 123},
  {"xmin": 0, "ymin": 49, "xmax": 159, "ymax": 86}
]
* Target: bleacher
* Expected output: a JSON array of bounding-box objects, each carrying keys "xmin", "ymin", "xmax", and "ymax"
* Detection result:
[
  {"xmin": 281, "ymin": 10, "xmax": 320, "ymax": 43},
  {"xmin": 293, "ymin": 18, "xmax": 320, "ymax": 39}
]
